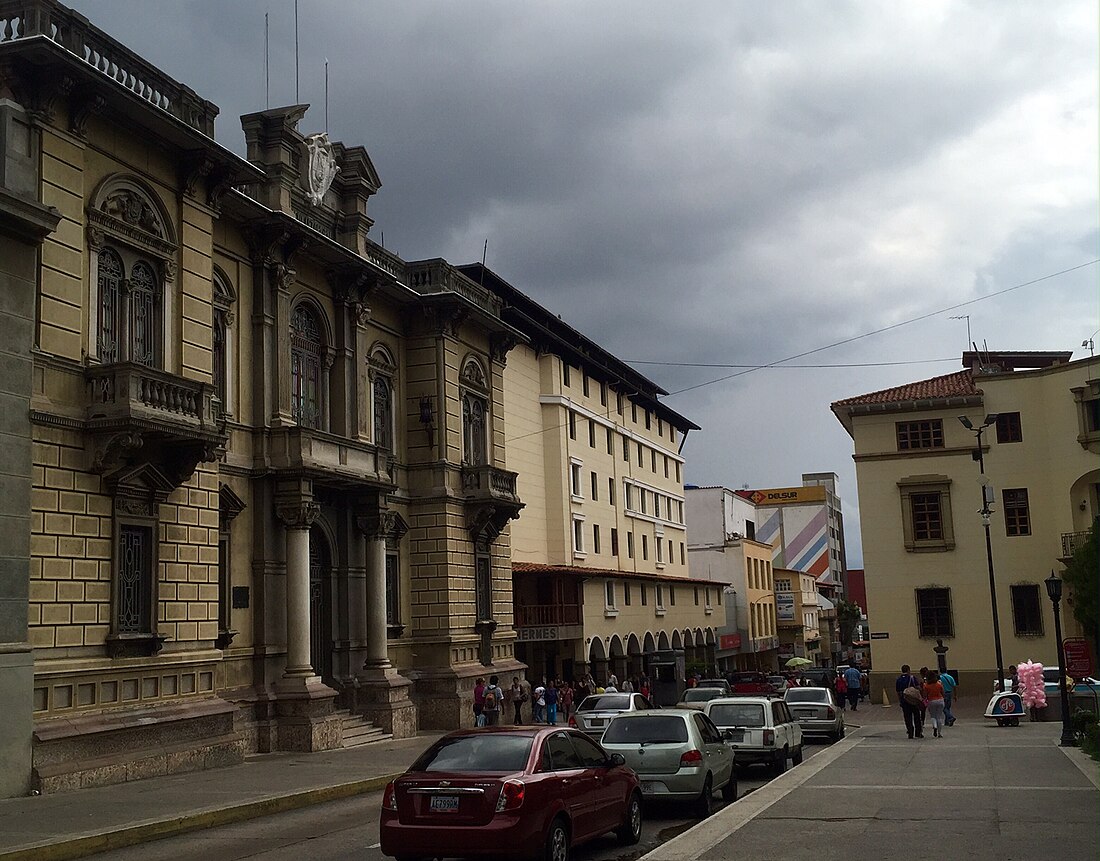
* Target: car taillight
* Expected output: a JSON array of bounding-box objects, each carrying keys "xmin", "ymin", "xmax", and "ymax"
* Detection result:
[
  {"xmin": 679, "ymin": 749, "xmax": 704, "ymax": 767},
  {"xmin": 496, "ymin": 779, "xmax": 525, "ymax": 812},
  {"xmin": 568, "ymin": 715, "xmax": 577, "ymax": 728},
  {"xmin": 382, "ymin": 781, "xmax": 398, "ymax": 811},
  {"xmin": 826, "ymin": 707, "xmax": 836, "ymax": 720},
  {"xmin": 763, "ymin": 730, "xmax": 775, "ymax": 746}
]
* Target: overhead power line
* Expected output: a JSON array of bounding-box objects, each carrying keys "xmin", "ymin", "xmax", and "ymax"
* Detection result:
[
  {"xmin": 625, "ymin": 357, "xmax": 957, "ymax": 369},
  {"xmin": 664, "ymin": 258, "xmax": 1100, "ymax": 398}
]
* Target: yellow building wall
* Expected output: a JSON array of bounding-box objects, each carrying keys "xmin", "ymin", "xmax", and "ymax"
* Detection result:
[{"xmin": 852, "ymin": 358, "xmax": 1099, "ymax": 697}]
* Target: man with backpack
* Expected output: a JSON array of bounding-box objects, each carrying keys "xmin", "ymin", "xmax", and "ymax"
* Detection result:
[
  {"xmin": 482, "ymin": 675, "xmax": 503, "ymax": 726},
  {"xmin": 896, "ymin": 664, "xmax": 925, "ymax": 739}
]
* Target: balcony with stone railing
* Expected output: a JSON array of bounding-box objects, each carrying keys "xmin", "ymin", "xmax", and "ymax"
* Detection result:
[
  {"xmin": 268, "ymin": 426, "xmax": 394, "ymax": 490},
  {"xmin": 461, "ymin": 463, "xmax": 520, "ymax": 504},
  {"xmin": 408, "ymin": 259, "xmax": 504, "ymax": 318},
  {"xmin": 85, "ymin": 363, "xmax": 226, "ymax": 479},
  {"xmin": 0, "ymin": 0, "xmax": 218, "ymax": 135}
]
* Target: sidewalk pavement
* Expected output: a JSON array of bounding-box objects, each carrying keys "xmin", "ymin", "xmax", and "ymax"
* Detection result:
[
  {"xmin": 0, "ymin": 732, "xmax": 441, "ymax": 861},
  {"xmin": 645, "ymin": 710, "xmax": 1100, "ymax": 861}
]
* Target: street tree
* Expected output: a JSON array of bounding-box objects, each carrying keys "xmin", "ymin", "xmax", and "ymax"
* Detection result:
[{"xmin": 1062, "ymin": 523, "xmax": 1098, "ymax": 660}]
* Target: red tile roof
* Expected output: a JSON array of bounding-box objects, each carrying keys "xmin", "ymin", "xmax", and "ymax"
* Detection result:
[{"xmin": 832, "ymin": 370, "xmax": 980, "ymax": 408}]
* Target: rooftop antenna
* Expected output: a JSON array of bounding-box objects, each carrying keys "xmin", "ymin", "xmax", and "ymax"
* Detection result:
[
  {"xmin": 479, "ymin": 239, "xmax": 487, "ymax": 286},
  {"xmin": 1085, "ymin": 329, "xmax": 1098, "ymax": 358},
  {"xmin": 324, "ymin": 57, "xmax": 329, "ymax": 132},
  {"xmin": 949, "ymin": 314, "xmax": 971, "ymax": 352},
  {"xmin": 264, "ymin": 12, "xmax": 270, "ymax": 108},
  {"xmin": 294, "ymin": 0, "xmax": 300, "ymax": 103}
]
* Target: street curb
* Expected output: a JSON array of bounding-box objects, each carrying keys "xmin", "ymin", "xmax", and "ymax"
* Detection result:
[
  {"xmin": 0, "ymin": 771, "xmax": 403, "ymax": 861},
  {"xmin": 639, "ymin": 735, "xmax": 864, "ymax": 861},
  {"xmin": 1058, "ymin": 742, "xmax": 1100, "ymax": 790}
]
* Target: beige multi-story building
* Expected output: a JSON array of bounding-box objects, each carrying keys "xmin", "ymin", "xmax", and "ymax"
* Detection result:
[
  {"xmin": 0, "ymin": 0, "xmax": 539, "ymax": 796},
  {"xmin": 686, "ymin": 486, "xmax": 779, "ymax": 672},
  {"xmin": 833, "ymin": 350, "xmax": 1098, "ymax": 699},
  {"xmin": 462, "ymin": 265, "xmax": 726, "ymax": 690},
  {"xmin": 776, "ymin": 570, "xmax": 821, "ymax": 665}
]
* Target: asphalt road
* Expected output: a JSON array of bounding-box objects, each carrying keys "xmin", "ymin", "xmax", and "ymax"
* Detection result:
[{"xmin": 91, "ymin": 741, "xmax": 832, "ymax": 861}]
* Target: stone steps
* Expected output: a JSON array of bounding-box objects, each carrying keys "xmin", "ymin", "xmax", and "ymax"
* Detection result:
[{"xmin": 335, "ymin": 709, "xmax": 391, "ymax": 749}]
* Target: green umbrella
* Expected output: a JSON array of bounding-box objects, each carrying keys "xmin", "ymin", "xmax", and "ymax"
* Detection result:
[{"xmin": 785, "ymin": 657, "xmax": 813, "ymax": 668}]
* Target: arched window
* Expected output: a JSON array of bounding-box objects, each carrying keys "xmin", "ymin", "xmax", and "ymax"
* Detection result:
[
  {"xmin": 96, "ymin": 248, "xmax": 162, "ymax": 367},
  {"xmin": 291, "ymin": 304, "xmax": 323, "ymax": 428},
  {"xmin": 369, "ymin": 345, "xmax": 397, "ymax": 452},
  {"xmin": 373, "ymin": 374, "xmax": 393, "ymax": 451},
  {"xmin": 461, "ymin": 358, "xmax": 489, "ymax": 466},
  {"xmin": 128, "ymin": 259, "xmax": 159, "ymax": 366},
  {"xmin": 97, "ymin": 248, "xmax": 124, "ymax": 364},
  {"xmin": 212, "ymin": 270, "xmax": 235, "ymax": 415}
]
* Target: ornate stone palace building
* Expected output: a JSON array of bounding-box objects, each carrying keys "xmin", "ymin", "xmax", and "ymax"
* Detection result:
[{"xmin": 0, "ymin": 0, "xmax": 542, "ymax": 795}]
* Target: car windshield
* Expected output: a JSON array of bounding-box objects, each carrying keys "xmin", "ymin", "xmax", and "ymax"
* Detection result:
[
  {"xmin": 411, "ymin": 734, "xmax": 533, "ymax": 773},
  {"xmin": 786, "ymin": 689, "xmax": 829, "ymax": 703},
  {"xmin": 602, "ymin": 715, "xmax": 688, "ymax": 744},
  {"xmin": 1043, "ymin": 669, "xmax": 1061, "ymax": 683},
  {"xmin": 683, "ymin": 688, "xmax": 725, "ymax": 702},
  {"xmin": 578, "ymin": 695, "xmax": 630, "ymax": 712},
  {"xmin": 768, "ymin": 676, "xmax": 785, "ymax": 686},
  {"xmin": 730, "ymin": 673, "xmax": 766, "ymax": 684},
  {"xmin": 709, "ymin": 702, "xmax": 766, "ymax": 728}
]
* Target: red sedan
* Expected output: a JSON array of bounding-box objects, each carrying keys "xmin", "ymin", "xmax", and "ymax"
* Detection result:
[{"xmin": 380, "ymin": 725, "xmax": 643, "ymax": 861}]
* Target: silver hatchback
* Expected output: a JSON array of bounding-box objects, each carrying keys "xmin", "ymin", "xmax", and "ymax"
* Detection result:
[
  {"xmin": 784, "ymin": 687, "xmax": 846, "ymax": 741},
  {"xmin": 600, "ymin": 709, "xmax": 736, "ymax": 817},
  {"xmin": 571, "ymin": 692, "xmax": 654, "ymax": 741}
]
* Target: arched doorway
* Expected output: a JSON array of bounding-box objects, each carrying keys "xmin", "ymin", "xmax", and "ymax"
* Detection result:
[{"xmin": 309, "ymin": 525, "xmax": 334, "ymax": 683}]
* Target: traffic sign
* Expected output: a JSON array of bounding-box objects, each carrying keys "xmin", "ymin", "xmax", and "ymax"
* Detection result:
[{"xmin": 1063, "ymin": 638, "xmax": 1093, "ymax": 679}]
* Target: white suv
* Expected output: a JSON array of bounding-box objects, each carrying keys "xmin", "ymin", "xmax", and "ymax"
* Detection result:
[{"xmin": 704, "ymin": 696, "xmax": 803, "ymax": 775}]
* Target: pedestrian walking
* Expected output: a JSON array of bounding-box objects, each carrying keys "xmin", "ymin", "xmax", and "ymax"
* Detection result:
[
  {"xmin": 896, "ymin": 664, "xmax": 925, "ymax": 739},
  {"xmin": 923, "ymin": 670, "xmax": 946, "ymax": 738},
  {"xmin": 510, "ymin": 676, "xmax": 525, "ymax": 725},
  {"xmin": 545, "ymin": 681, "xmax": 559, "ymax": 725},
  {"xmin": 835, "ymin": 672, "xmax": 848, "ymax": 710},
  {"xmin": 622, "ymin": 677, "xmax": 634, "ymax": 693},
  {"xmin": 843, "ymin": 664, "xmax": 862, "ymax": 711},
  {"xmin": 473, "ymin": 677, "xmax": 486, "ymax": 727},
  {"xmin": 483, "ymin": 675, "xmax": 503, "ymax": 726},
  {"xmin": 939, "ymin": 670, "xmax": 957, "ymax": 726},
  {"xmin": 533, "ymin": 683, "xmax": 546, "ymax": 724},
  {"xmin": 561, "ymin": 682, "xmax": 574, "ymax": 722}
]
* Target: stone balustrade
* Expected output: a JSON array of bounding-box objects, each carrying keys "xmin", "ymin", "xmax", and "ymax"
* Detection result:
[
  {"xmin": 408, "ymin": 259, "xmax": 504, "ymax": 317},
  {"xmin": 0, "ymin": 0, "xmax": 218, "ymax": 135},
  {"xmin": 86, "ymin": 362, "xmax": 220, "ymax": 431}
]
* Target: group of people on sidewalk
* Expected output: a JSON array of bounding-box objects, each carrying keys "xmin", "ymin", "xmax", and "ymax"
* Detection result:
[
  {"xmin": 833, "ymin": 664, "xmax": 869, "ymax": 711},
  {"xmin": 895, "ymin": 664, "xmax": 957, "ymax": 738},
  {"xmin": 471, "ymin": 672, "xmax": 654, "ymax": 727}
]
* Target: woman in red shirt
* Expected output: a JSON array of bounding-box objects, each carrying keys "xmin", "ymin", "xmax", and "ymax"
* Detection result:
[{"xmin": 922, "ymin": 671, "xmax": 946, "ymax": 738}]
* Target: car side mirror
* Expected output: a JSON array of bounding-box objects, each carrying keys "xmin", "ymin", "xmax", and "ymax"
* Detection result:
[{"xmin": 609, "ymin": 753, "xmax": 626, "ymax": 767}]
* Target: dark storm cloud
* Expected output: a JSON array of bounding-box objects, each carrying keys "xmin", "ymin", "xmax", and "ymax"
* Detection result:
[{"xmin": 68, "ymin": 0, "xmax": 1098, "ymax": 563}]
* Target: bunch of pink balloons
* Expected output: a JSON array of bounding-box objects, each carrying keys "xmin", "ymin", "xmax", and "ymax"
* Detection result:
[{"xmin": 1017, "ymin": 661, "xmax": 1047, "ymax": 709}]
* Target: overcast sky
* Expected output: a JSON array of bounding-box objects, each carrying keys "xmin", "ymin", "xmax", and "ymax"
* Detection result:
[{"xmin": 71, "ymin": 1, "xmax": 1098, "ymax": 565}]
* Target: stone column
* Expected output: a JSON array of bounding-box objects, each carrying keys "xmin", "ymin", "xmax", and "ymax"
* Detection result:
[
  {"xmin": 276, "ymin": 499, "xmax": 320, "ymax": 684},
  {"xmin": 355, "ymin": 510, "xmax": 394, "ymax": 673},
  {"xmin": 352, "ymin": 509, "xmax": 418, "ymax": 738}
]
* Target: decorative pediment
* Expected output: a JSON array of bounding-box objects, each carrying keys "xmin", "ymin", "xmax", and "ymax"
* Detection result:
[
  {"xmin": 219, "ymin": 483, "xmax": 247, "ymax": 527},
  {"xmin": 103, "ymin": 461, "xmax": 175, "ymax": 506},
  {"xmin": 461, "ymin": 356, "xmax": 488, "ymax": 392},
  {"xmin": 89, "ymin": 174, "xmax": 177, "ymax": 257}
]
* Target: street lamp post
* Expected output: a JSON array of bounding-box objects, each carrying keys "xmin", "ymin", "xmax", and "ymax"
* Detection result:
[
  {"xmin": 958, "ymin": 414, "xmax": 1007, "ymax": 693},
  {"xmin": 1045, "ymin": 571, "xmax": 1076, "ymax": 747}
]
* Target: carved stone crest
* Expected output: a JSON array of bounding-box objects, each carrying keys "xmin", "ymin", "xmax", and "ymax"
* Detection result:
[{"xmin": 304, "ymin": 132, "xmax": 339, "ymax": 206}]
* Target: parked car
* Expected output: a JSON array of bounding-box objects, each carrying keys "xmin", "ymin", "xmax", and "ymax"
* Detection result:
[
  {"xmin": 600, "ymin": 709, "xmax": 737, "ymax": 817},
  {"xmin": 570, "ymin": 692, "xmax": 655, "ymax": 741},
  {"xmin": 727, "ymin": 671, "xmax": 774, "ymax": 694},
  {"xmin": 704, "ymin": 696, "xmax": 803, "ymax": 775},
  {"xmin": 696, "ymin": 678, "xmax": 732, "ymax": 694},
  {"xmin": 379, "ymin": 725, "xmax": 642, "ymax": 861},
  {"xmin": 784, "ymin": 686, "xmax": 846, "ymax": 741},
  {"xmin": 676, "ymin": 687, "xmax": 729, "ymax": 710},
  {"xmin": 767, "ymin": 675, "xmax": 789, "ymax": 695},
  {"xmin": 797, "ymin": 667, "xmax": 837, "ymax": 689}
]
